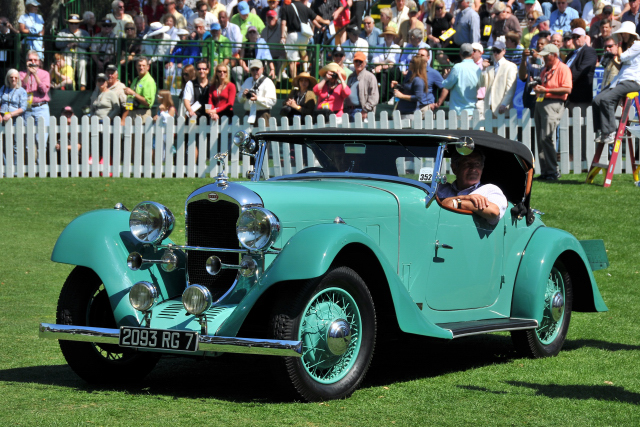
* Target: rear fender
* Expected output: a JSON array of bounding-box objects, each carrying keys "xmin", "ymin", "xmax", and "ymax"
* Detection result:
[
  {"xmin": 218, "ymin": 223, "xmax": 453, "ymax": 339},
  {"xmin": 51, "ymin": 209, "xmax": 186, "ymax": 326},
  {"xmin": 511, "ymin": 227, "xmax": 608, "ymax": 323}
]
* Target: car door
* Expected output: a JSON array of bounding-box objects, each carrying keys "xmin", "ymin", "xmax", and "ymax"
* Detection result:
[{"xmin": 424, "ymin": 206, "xmax": 505, "ymax": 310}]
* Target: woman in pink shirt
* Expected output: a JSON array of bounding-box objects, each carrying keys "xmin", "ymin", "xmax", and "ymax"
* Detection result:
[{"xmin": 313, "ymin": 62, "xmax": 351, "ymax": 124}]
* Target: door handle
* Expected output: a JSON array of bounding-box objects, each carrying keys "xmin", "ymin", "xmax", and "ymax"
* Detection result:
[{"xmin": 435, "ymin": 240, "xmax": 453, "ymax": 250}]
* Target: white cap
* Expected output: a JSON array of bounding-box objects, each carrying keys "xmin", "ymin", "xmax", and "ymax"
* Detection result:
[
  {"xmin": 572, "ymin": 27, "xmax": 586, "ymax": 36},
  {"xmin": 471, "ymin": 42, "xmax": 483, "ymax": 53},
  {"xmin": 491, "ymin": 36, "xmax": 507, "ymax": 51}
]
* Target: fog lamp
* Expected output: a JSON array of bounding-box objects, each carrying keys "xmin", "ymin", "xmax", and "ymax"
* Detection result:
[
  {"xmin": 183, "ymin": 285, "xmax": 212, "ymax": 315},
  {"xmin": 129, "ymin": 281, "xmax": 159, "ymax": 312}
]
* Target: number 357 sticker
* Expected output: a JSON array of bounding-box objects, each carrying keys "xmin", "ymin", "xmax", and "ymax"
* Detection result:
[{"xmin": 419, "ymin": 167, "xmax": 433, "ymax": 183}]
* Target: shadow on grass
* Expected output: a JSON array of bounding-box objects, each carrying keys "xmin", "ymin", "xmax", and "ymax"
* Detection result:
[
  {"xmin": 506, "ymin": 381, "xmax": 640, "ymax": 405},
  {"xmin": 0, "ymin": 336, "xmax": 633, "ymax": 403},
  {"xmin": 459, "ymin": 382, "xmax": 640, "ymax": 405}
]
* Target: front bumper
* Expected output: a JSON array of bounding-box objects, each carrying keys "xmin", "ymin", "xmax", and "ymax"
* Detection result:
[{"xmin": 39, "ymin": 323, "xmax": 302, "ymax": 357}]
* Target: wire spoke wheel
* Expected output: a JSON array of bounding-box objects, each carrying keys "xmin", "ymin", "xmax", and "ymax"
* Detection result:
[
  {"xmin": 299, "ymin": 287, "xmax": 362, "ymax": 384},
  {"xmin": 536, "ymin": 267, "xmax": 566, "ymax": 345},
  {"xmin": 511, "ymin": 260, "xmax": 573, "ymax": 358},
  {"xmin": 270, "ymin": 267, "xmax": 376, "ymax": 401}
]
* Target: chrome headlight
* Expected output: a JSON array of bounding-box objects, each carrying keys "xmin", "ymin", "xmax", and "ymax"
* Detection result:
[
  {"xmin": 183, "ymin": 285, "xmax": 212, "ymax": 315},
  {"xmin": 236, "ymin": 207, "xmax": 280, "ymax": 251},
  {"xmin": 129, "ymin": 201, "xmax": 175, "ymax": 244},
  {"xmin": 129, "ymin": 281, "xmax": 159, "ymax": 312}
]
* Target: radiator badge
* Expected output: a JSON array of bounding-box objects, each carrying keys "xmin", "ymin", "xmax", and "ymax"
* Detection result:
[{"xmin": 208, "ymin": 192, "xmax": 219, "ymax": 202}]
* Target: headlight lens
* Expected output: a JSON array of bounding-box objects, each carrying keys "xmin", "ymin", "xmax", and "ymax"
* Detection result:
[
  {"xmin": 129, "ymin": 281, "xmax": 159, "ymax": 312},
  {"xmin": 129, "ymin": 201, "xmax": 175, "ymax": 244},
  {"xmin": 236, "ymin": 207, "xmax": 280, "ymax": 251},
  {"xmin": 183, "ymin": 285, "xmax": 212, "ymax": 315}
]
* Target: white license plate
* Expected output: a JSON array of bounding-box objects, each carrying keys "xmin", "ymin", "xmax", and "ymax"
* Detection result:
[{"xmin": 119, "ymin": 327, "xmax": 199, "ymax": 351}]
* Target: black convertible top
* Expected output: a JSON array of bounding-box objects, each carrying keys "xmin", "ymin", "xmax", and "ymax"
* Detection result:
[{"xmin": 254, "ymin": 129, "xmax": 534, "ymax": 169}]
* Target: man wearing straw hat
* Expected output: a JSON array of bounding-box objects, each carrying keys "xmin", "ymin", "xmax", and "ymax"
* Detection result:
[
  {"xmin": 55, "ymin": 14, "xmax": 90, "ymax": 90},
  {"xmin": 141, "ymin": 22, "xmax": 173, "ymax": 84},
  {"xmin": 592, "ymin": 21, "xmax": 640, "ymax": 145}
]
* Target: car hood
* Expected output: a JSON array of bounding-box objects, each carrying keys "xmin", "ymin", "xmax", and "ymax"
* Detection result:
[{"xmin": 241, "ymin": 179, "xmax": 402, "ymax": 224}]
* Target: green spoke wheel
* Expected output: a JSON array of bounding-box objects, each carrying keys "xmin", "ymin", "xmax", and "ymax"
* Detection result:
[
  {"xmin": 270, "ymin": 267, "xmax": 376, "ymax": 401},
  {"xmin": 512, "ymin": 260, "xmax": 573, "ymax": 358},
  {"xmin": 57, "ymin": 267, "xmax": 159, "ymax": 384}
]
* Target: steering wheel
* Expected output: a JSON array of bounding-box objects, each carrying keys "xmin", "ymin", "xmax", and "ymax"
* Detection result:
[{"xmin": 297, "ymin": 167, "xmax": 329, "ymax": 174}]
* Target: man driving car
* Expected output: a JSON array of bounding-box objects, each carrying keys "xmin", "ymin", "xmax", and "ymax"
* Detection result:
[{"xmin": 437, "ymin": 150, "xmax": 507, "ymax": 225}]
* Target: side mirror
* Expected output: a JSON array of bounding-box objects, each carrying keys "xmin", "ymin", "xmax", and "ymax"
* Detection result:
[
  {"xmin": 233, "ymin": 130, "xmax": 258, "ymax": 156},
  {"xmin": 454, "ymin": 137, "xmax": 474, "ymax": 156}
]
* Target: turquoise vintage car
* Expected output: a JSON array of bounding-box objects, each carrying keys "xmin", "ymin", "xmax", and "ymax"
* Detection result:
[{"xmin": 40, "ymin": 129, "xmax": 609, "ymax": 402}]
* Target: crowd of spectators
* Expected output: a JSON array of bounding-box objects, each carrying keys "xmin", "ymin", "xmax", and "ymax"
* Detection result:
[{"xmin": 3, "ymin": 0, "xmax": 640, "ymax": 181}]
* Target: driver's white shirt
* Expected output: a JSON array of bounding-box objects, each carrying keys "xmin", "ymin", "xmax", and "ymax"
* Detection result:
[{"xmin": 437, "ymin": 181, "xmax": 507, "ymax": 225}]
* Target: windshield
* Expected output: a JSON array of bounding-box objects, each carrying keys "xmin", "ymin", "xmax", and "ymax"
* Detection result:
[{"xmin": 257, "ymin": 139, "xmax": 441, "ymax": 187}]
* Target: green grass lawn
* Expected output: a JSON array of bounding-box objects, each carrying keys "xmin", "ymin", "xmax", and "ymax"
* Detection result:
[{"xmin": 1, "ymin": 174, "xmax": 639, "ymax": 426}]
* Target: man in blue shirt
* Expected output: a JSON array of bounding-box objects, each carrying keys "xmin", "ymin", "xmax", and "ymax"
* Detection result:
[
  {"xmin": 549, "ymin": 0, "xmax": 579, "ymax": 34},
  {"xmin": 417, "ymin": 48, "xmax": 444, "ymax": 110},
  {"xmin": 453, "ymin": 0, "xmax": 480, "ymax": 47},
  {"xmin": 441, "ymin": 44, "xmax": 481, "ymax": 114}
]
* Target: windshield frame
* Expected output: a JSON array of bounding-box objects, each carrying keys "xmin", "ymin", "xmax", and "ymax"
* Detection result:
[{"xmin": 253, "ymin": 140, "xmax": 447, "ymax": 198}]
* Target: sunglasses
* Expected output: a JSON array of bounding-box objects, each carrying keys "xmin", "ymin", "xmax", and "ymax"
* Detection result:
[
  {"xmin": 197, "ymin": 68, "xmax": 208, "ymax": 71},
  {"xmin": 354, "ymin": 60, "xmax": 364, "ymax": 64},
  {"xmin": 572, "ymin": 34, "xmax": 582, "ymax": 39},
  {"xmin": 528, "ymin": 17, "xmax": 535, "ymax": 21},
  {"xmin": 436, "ymin": 6, "xmax": 443, "ymax": 10},
  {"xmin": 492, "ymin": 48, "xmax": 502, "ymax": 54},
  {"xmin": 604, "ymin": 44, "xmax": 616, "ymax": 48},
  {"xmin": 125, "ymin": 27, "xmax": 135, "ymax": 30},
  {"xmin": 217, "ymin": 70, "xmax": 228, "ymax": 73},
  {"xmin": 333, "ymin": 53, "xmax": 345, "ymax": 57}
]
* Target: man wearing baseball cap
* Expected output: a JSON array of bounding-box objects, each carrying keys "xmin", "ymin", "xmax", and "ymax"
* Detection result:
[
  {"xmin": 344, "ymin": 51, "xmax": 379, "ymax": 122},
  {"xmin": 441, "ymin": 43, "xmax": 482, "ymax": 114},
  {"xmin": 231, "ymin": 1, "xmax": 265, "ymax": 40},
  {"xmin": 528, "ymin": 15, "xmax": 549, "ymax": 52},
  {"xmin": 532, "ymin": 44, "xmax": 572, "ymax": 181},
  {"xmin": 237, "ymin": 59, "xmax": 276, "ymax": 126},
  {"xmin": 564, "ymin": 27, "xmax": 597, "ymax": 114},
  {"xmin": 480, "ymin": 36, "xmax": 517, "ymax": 116}
]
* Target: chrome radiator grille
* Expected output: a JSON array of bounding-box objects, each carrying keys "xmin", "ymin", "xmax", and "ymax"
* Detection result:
[{"xmin": 186, "ymin": 198, "xmax": 240, "ymax": 301}]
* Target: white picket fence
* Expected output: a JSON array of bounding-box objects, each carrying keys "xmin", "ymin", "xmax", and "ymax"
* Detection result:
[{"xmin": 1, "ymin": 106, "xmax": 637, "ymax": 178}]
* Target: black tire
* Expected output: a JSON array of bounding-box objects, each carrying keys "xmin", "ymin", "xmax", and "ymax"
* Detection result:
[
  {"xmin": 57, "ymin": 266, "xmax": 159, "ymax": 384},
  {"xmin": 269, "ymin": 267, "xmax": 376, "ymax": 402},
  {"xmin": 511, "ymin": 260, "xmax": 573, "ymax": 358}
]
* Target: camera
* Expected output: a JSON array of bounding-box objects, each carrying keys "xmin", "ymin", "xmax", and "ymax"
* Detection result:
[
  {"xmin": 527, "ymin": 76, "xmax": 542, "ymax": 94},
  {"xmin": 600, "ymin": 51, "xmax": 615, "ymax": 68},
  {"xmin": 246, "ymin": 89, "xmax": 257, "ymax": 98},
  {"xmin": 28, "ymin": 63, "xmax": 36, "ymax": 68}
]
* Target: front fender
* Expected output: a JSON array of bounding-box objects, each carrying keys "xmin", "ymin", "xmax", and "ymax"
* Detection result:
[
  {"xmin": 218, "ymin": 223, "xmax": 453, "ymax": 339},
  {"xmin": 511, "ymin": 227, "xmax": 608, "ymax": 323},
  {"xmin": 51, "ymin": 209, "xmax": 186, "ymax": 326}
]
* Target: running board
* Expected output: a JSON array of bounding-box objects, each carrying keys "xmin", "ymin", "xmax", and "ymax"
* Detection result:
[{"xmin": 436, "ymin": 318, "xmax": 538, "ymax": 338}]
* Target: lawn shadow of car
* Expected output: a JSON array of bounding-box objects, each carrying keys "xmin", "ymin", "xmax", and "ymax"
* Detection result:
[
  {"xmin": 7, "ymin": 336, "xmax": 637, "ymax": 403},
  {"xmin": 458, "ymin": 383, "xmax": 640, "ymax": 405}
]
